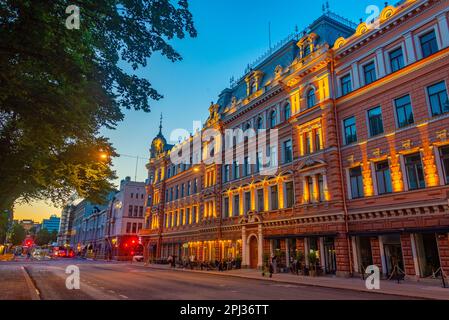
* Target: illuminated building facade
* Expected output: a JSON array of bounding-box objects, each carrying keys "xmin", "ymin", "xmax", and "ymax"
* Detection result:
[{"xmin": 141, "ymin": 0, "xmax": 449, "ymax": 278}]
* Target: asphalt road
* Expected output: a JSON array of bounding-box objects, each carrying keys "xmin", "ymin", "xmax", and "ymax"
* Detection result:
[{"xmin": 0, "ymin": 260, "xmax": 412, "ymax": 300}]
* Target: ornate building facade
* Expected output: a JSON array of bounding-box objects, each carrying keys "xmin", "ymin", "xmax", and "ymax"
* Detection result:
[{"xmin": 140, "ymin": 0, "xmax": 449, "ymax": 278}]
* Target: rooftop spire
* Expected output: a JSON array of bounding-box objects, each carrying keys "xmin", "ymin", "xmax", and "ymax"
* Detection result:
[{"xmin": 159, "ymin": 113, "xmax": 163, "ymax": 134}]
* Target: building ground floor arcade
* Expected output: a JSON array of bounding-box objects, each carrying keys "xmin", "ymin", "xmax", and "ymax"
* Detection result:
[{"xmin": 141, "ymin": 201, "xmax": 449, "ymax": 279}]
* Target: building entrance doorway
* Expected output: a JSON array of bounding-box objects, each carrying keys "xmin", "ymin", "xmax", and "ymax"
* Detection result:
[
  {"xmin": 323, "ymin": 237, "xmax": 336, "ymax": 274},
  {"xmin": 357, "ymin": 237, "xmax": 373, "ymax": 273},
  {"xmin": 415, "ymin": 233, "xmax": 440, "ymax": 277},
  {"xmin": 249, "ymin": 236, "xmax": 258, "ymax": 269},
  {"xmin": 382, "ymin": 235, "xmax": 404, "ymax": 276}
]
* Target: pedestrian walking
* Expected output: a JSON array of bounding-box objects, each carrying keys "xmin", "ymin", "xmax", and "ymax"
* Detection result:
[{"xmin": 269, "ymin": 261, "xmax": 274, "ymax": 278}]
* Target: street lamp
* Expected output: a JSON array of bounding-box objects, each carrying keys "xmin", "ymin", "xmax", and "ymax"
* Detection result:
[{"xmin": 98, "ymin": 151, "xmax": 146, "ymax": 181}]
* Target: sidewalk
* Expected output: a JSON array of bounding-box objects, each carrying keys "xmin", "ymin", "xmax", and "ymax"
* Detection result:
[{"xmin": 137, "ymin": 263, "xmax": 449, "ymax": 300}]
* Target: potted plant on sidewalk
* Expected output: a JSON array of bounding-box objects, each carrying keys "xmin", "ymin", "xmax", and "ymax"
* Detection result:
[
  {"xmin": 308, "ymin": 251, "xmax": 318, "ymax": 277},
  {"xmin": 296, "ymin": 250, "xmax": 305, "ymax": 275}
]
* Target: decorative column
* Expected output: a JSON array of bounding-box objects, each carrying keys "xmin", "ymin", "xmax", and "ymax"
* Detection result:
[
  {"xmin": 285, "ymin": 239, "xmax": 290, "ymax": 268},
  {"xmin": 312, "ymin": 175, "xmax": 319, "ymax": 203},
  {"xmin": 278, "ymin": 180, "xmax": 284, "ymax": 209},
  {"xmin": 257, "ymin": 224, "xmax": 264, "ymax": 269},
  {"xmin": 375, "ymin": 48, "xmax": 386, "ymax": 78},
  {"xmin": 351, "ymin": 237, "xmax": 359, "ymax": 273},
  {"xmin": 370, "ymin": 237, "xmax": 384, "ymax": 275},
  {"xmin": 410, "ymin": 234, "xmax": 421, "ymax": 279},
  {"xmin": 362, "ymin": 161, "xmax": 374, "ymax": 197},
  {"xmin": 437, "ymin": 14, "xmax": 449, "ymax": 48},
  {"xmin": 400, "ymin": 234, "xmax": 417, "ymax": 278},
  {"xmin": 319, "ymin": 237, "xmax": 326, "ymax": 269},
  {"xmin": 242, "ymin": 226, "xmax": 248, "ymax": 267},
  {"xmin": 437, "ymin": 233, "xmax": 449, "ymax": 276},
  {"xmin": 403, "ymin": 32, "xmax": 416, "ymax": 65},
  {"xmin": 351, "ymin": 63, "xmax": 360, "ymax": 90}
]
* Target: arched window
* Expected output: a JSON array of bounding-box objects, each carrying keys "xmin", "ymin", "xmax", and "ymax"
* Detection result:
[
  {"xmin": 270, "ymin": 110, "xmax": 277, "ymax": 128},
  {"xmin": 257, "ymin": 117, "xmax": 264, "ymax": 130},
  {"xmin": 284, "ymin": 103, "xmax": 291, "ymax": 120},
  {"xmin": 307, "ymin": 89, "xmax": 316, "ymax": 109}
]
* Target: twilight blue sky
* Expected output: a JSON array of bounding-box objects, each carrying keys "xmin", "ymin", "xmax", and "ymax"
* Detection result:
[{"xmin": 17, "ymin": 0, "xmax": 387, "ymax": 221}]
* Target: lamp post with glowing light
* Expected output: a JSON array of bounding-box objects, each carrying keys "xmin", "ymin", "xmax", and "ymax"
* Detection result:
[{"xmin": 99, "ymin": 151, "xmax": 146, "ymax": 182}]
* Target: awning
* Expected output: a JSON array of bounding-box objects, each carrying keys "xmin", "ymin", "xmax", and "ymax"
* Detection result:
[
  {"xmin": 264, "ymin": 232, "xmax": 339, "ymax": 240},
  {"xmin": 349, "ymin": 227, "xmax": 449, "ymax": 237}
]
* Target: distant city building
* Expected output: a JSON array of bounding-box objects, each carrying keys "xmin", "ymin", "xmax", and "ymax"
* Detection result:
[
  {"xmin": 14, "ymin": 219, "xmax": 40, "ymax": 233},
  {"xmin": 41, "ymin": 214, "xmax": 60, "ymax": 233},
  {"xmin": 104, "ymin": 177, "xmax": 146, "ymax": 260},
  {"xmin": 57, "ymin": 203, "xmax": 76, "ymax": 246}
]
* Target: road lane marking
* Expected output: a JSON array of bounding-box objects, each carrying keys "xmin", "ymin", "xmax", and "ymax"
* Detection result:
[{"xmin": 21, "ymin": 266, "xmax": 41, "ymax": 301}]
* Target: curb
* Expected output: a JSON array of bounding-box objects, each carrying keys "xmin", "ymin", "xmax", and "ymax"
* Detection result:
[
  {"xmin": 140, "ymin": 264, "xmax": 443, "ymax": 300},
  {"xmin": 21, "ymin": 266, "xmax": 41, "ymax": 300}
]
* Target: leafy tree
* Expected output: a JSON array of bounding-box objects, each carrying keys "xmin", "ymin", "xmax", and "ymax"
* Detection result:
[
  {"xmin": 10, "ymin": 222, "xmax": 26, "ymax": 245},
  {"xmin": 50, "ymin": 230, "xmax": 58, "ymax": 244},
  {"xmin": 0, "ymin": 1, "xmax": 196, "ymax": 211},
  {"xmin": 0, "ymin": 211, "xmax": 9, "ymax": 244},
  {"xmin": 35, "ymin": 228, "xmax": 52, "ymax": 246}
]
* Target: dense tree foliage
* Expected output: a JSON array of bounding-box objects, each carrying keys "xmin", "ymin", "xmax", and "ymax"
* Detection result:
[
  {"xmin": 10, "ymin": 222, "xmax": 26, "ymax": 245},
  {"xmin": 0, "ymin": 1, "xmax": 196, "ymax": 210}
]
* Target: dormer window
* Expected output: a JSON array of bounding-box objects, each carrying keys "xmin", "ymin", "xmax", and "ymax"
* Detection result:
[
  {"xmin": 303, "ymin": 42, "xmax": 311, "ymax": 57},
  {"xmin": 250, "ymin": 79, "xmax": 257, "ymax": 95}
]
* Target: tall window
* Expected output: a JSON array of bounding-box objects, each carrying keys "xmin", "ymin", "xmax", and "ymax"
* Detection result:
[
  {"xmin": 284, "ymin": 103, "xmax": 291, "ymax": 120},
  {"xmin": 244, "ymin": 192, "xmax": 251, "ymax": 215},
  {"xmin": 285, "ymin": 181, "xmax": 294, "ymax": 208},
  {"xmin": 389, "ymin": 48, "xmax": 404, "ymax": 72},
  {"xmin": 128, "ymin": 205, "xmax": 133, "ymax": 217},
  {"xmin": 303, "ymin": 43, "xmax": 311, "ymax": 57},
  {"xmin": 349, "ymin": 166, "xmax": 364, "ymax": 199},
  {"xmin": 307, "ymin": 176, "xmax": 314, "ymax": 203},
  {"xmin": 368, "ymin": 106, "xmax": 384, "ymax": 137},
  {"xmin": 257, "ymin": 189, "xmax": 264, "ymax": 211},
  {"xmin": 173, "ymin": 211, "xmax": 178, "ymax": 227},
  {"xmin": 233, "ymin": 161, "xmax": 240, "ymax": 180},
  {"xmin": 175, "ymin": 185, "xmax": 179, "ymax": 199},
  {"xmin": 375, "ymin": 161, "xmax": 392, "ymax": 195},
  {"xmin": 340, "ymin": 74, "xmax": 352, "ymax": 96},
  {"xmin": 420, "ymin": 30, "xmax": 438, "ymax": 58},
  {"xmin": 283, "ymin": 140, "xmax": 292, "ymax": 164},
  {"xmin": 343, "ymin": 116, "xmax": 357, "ymax": 145},
  {"xmin": 233, "ymin": 195, "xmax": 240, "ymax": 217},
  {"xmin": 317, "ymin": 174, "xmax": 325, "ymax": 202},
  {"xmin": 257, "ymin": 117, "xmax": 264, "ymax": 130},
  {"xmin": 363, "ymin": 62, "xmax": 377, "ymax": 85},
  {"xmin": 193, "ymin": 179, "xmax": 198, "ymax": 193},
  {"xmin": 314, "ymin": 128, "xmax": 321, "ymax": 152},
  {"xmin": 187, "ymin": 181, "xmax": 191, "ymax": 196},
  {"xmin": 269, "ymin": 146, "xmax": 277, "ymax": 168},
  {"xmin": 181, "ymin": 184, "xmax": 185, "ymax": 198},
  {"xmin": 307, "ymin": 89, "xmax": 316, "ymax": 109},
  {"xmin": 395, "ymin": 95, "xmax": 414, "ymax": 128},
  {"xmin": 224, "ymin": 165, "xmax": 230, "ymax": 182},
  {"xmin": 440, "ymin": 146, "xmax": 449, "ymax": 185},
  {"xmin": 179, "ymin": 209, "xmax": 184, "ymax": 226},
  {"xmin": 193, "ymin": 206, "xmax": 197, "ymax": 224},
  {"xmin": 256, "ymin": 152, "xmax": 262, "ymax": 173},
  {"xmin": 405, "ymin": 153, "xmax": 425, "ymax": 190},
  {"xmin": 244, "ymin": 157, "xmax": 250, "ymax": 176},
  {"xmin": 270, "ymin": 110, "xmax": 277, "ymax": 128},
  {"xmin": 126, "ymin": 222, "xmax": 131, "ymax": 233},
  {"xmin": 427, "ymin": 82, "xmax": 449, "ymax": 116},
  {"xmin": 186, "ymin": 208, "xmax": 191, "ymax": 225},
  {"xmin": 304, "ymin": 132, "xmax": 311, "ymax": 154},
  {"xmin": 270, "ymin": 185, "xmax": 278, "ymax": 210},
  {"xmin": 223, "ymin": 198, "xmax": 229, "ymax": 218}
]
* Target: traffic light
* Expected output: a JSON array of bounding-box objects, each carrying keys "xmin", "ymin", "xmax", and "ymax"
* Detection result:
[{"xmin": 24, "ymin": 238, "xmax": 33, "ymax": 247}]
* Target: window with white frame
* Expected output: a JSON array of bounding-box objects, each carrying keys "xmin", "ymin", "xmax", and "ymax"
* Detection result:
[
  {"xmin": 404, "ymin": 153, "xmax": 425, "ymax": 190},
  {"xmin": 340, "ymin": 74, "xmax": 352, "ymax": 96},
  {"xmin": 427, "ymin": 81, "xmax": 449, "ymax": 116}
]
